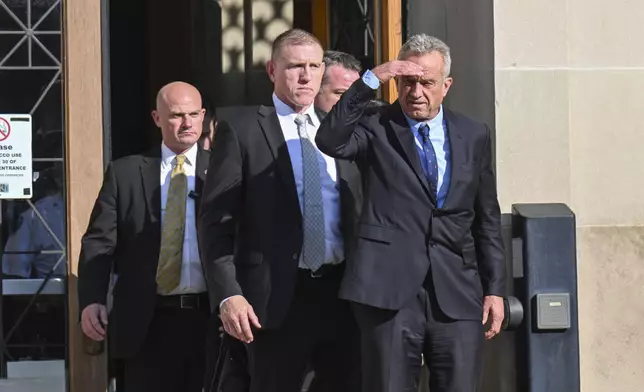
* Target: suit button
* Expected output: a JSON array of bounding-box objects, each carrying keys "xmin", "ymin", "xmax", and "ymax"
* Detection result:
[
  {"xmin": 429, "ymin": 241, "xmax": 436, "ymax": 248},
  {"xmin": 292, "ymin": 253, "xmax": 299, "ymax": 260}
]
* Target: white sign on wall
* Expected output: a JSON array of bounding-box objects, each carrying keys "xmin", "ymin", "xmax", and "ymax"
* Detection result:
[{"xmin": 0, "ymin": 114, "xmax": 33, "ymax": 199}]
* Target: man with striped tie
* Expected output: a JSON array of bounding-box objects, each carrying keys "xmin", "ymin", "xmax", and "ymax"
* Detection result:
[
  {"xmin": 78, "ymin": 82, "xmax": 212, "ymax": 392},
  {"xmin": 199, "ymin": 29, "xmax": 362, "ymax": 392}
]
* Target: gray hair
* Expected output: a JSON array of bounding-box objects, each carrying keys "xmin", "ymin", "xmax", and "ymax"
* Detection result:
[{"xmin": 397, "ymin": 34, "xmax": 451, "ymax": 79}]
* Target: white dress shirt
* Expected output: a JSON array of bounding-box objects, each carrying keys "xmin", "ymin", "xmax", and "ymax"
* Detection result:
[
  {"xmin": 272, "ymin": 94, "xmax": 345, "ymax": 268},
  {"xmin": 160, "ymin": 143, "xmax": 207, "ymax": 294}
]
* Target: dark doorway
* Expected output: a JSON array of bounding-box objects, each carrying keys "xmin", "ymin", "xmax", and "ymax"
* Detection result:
[{"xmin": 106, "ymin": 0, "xmax": 324, "ymax": 160}]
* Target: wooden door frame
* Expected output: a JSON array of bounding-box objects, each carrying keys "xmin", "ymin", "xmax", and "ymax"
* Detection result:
[
  {"xmin": 63, "ymin": 0, "xmax": 109, "ymax": 391},
  {"xmin": 311, "ymin": 0, "xmax": 330, "ymax": 48},
  {"xmin": 381, "ymin": 0, "xmax": 402, "ymax": 102},
  {"xmin": 312, "ymin": 0, "xmax": 402, "ymax": 102}
]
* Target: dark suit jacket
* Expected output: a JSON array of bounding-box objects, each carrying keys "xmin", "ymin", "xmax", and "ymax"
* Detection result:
[
  {"xmin": 315, "ymin": 79, "xmax": 506, "ymax": 321},
  {"xmin": 198, "ymin": 106, "xmax": 361, "ymax": 329},
  {"xmin": 78, "ymin": 146, "xmax": 210, "ymax": 358}
]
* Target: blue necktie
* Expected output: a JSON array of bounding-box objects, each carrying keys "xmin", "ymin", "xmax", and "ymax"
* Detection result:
[
  {"xmin": 418, "ymin": 124, "xmax": 439, "ymax": 197},
  {"xmin": 294, "ymin": 114, "xmax": 326, "ymax": 272}
]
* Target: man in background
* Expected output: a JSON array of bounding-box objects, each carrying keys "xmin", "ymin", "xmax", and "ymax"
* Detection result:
[
  {"xmin": 2, "ymin": 169, "xmax": 65, "ymax": 279},
  {"xmin": 315, "ymin": 50, "xmax": 361, "ymax": 113}
]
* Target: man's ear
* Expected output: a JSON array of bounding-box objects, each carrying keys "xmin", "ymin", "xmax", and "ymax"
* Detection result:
[
  {"xmin": 266, "ymin": 60, "xmax": 275, "ymax": 83},
  {"xmin": 443, "ymin": 77, "xmax": 453, "ymax": 98},
  {"xmin": 151, "ymin": 110, "xmax": 160, "ymax": 127}
]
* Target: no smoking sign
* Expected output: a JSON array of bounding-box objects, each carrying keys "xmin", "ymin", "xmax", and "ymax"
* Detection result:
[
  {"xmin": 0, "ymin": 114, "xmax": 32, "ymax": 199},
  {"xmin": 0, "ymin": 117, "xmax": 10, "ymax": 142}
]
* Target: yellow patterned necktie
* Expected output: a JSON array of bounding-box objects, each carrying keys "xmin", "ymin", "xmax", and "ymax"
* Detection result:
[{"xmin": 156, "ymin": 154, "xmax": 187, "ymax": 294}]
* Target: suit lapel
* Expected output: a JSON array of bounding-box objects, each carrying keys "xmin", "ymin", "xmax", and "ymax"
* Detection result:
[
  {"xmin": 140, "ymin": 148, "xmax": 162, "ymax": 226},
  {"xmin": 388, "ymin": 102, "xmax": 434, "ymax": 203},
  {"xmin": 257, "ymin": 105, "xmax": 301, "ymax": 218},
  {"xmin": 443, "ymin": 109, "xmax": 466, "ymax": 208}
]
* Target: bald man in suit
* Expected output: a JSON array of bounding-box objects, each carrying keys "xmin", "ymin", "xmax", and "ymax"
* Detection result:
[{"xmin": 79, "ymin": 82, "xmax": 213, "ymax": 392}]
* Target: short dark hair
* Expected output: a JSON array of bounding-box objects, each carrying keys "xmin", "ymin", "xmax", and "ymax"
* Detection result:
[
  {"xmin": 271, "ymin": 29, "xmax": 323, "ymax": 60},
  {"xmin": 322, "ymin": 50, "xmax": 362, "ymax": 85}
]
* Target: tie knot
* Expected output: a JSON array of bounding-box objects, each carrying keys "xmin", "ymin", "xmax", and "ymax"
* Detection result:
[
  {"xmin": 175, "ymin": 154, "xmax": 186, "ymax": 171},
  {"xmin": 418, "ymin": 123, "xmax": 430, "ymax": 138},
  {"xmin": 294, "ymin": 114, "xmax": 310, "ymax": 127}
]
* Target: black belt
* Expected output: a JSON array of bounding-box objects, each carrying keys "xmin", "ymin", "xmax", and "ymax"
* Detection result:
[
  {"xmin": 298, "ymin": 262, "xmax": 345, "ymax": 279},
  {"xmin": 156, "ymin": 293, "xmax": 209, "ymax": 310}
]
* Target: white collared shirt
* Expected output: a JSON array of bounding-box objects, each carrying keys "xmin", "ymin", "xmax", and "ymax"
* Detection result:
[
  {"xmin": 272, "ymin": 94, "xmax": 345, "ymax": 268},
  {"xmin": 159, "ymin": 143, "xmax": 206, "ymax": 294}
]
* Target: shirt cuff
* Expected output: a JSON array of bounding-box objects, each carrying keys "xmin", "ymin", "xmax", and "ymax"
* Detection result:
[
  {"xmin": 219, "ymin": 296, "xmax": 234, "ymax": 310},
  {"xmin": 362, "ymin": 69, "xmax": 380, "ymax": 90}
]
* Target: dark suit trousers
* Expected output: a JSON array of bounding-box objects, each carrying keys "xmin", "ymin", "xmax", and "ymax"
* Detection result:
[
  {"xmin": 122, "ymin": 306, "xmax": 209, "ymax": 392},
  {"xmin": 246, "ymin": 266, "xmax": 361, "ymax": 392},
  {"xmin": 211, "ymin": 334, "xmax": 250, "ymax": 392},
  {"xmin": 352, "ymin": 274, "xmax": 484, "ymax": 392}
]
